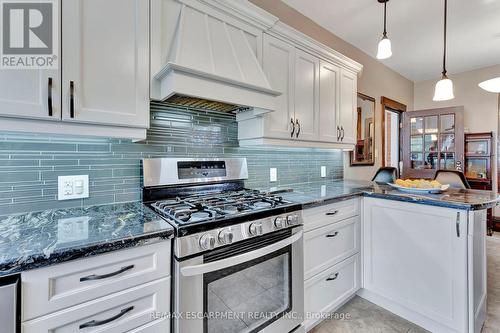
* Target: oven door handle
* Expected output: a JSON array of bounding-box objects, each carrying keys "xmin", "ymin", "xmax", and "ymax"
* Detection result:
[{"xmin": 180, "ymin": 231, "xmax": 303, "ymax": 277}]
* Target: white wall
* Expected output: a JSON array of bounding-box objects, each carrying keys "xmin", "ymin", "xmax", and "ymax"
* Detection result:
[{"xmin": 414, "ymin": 64, "xmax": 500, "ymax": 213}]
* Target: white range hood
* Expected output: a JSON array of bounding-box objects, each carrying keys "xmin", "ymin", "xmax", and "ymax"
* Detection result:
[{"xmin": 151, "ymin": 0, "xmax": 281, "ymax": 114}]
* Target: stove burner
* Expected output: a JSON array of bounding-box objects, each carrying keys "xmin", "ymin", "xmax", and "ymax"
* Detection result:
[
  {"xmin": 252, "ymin": 201, "xmax": 272, "ymax": 209},
  {"xmin": 190, "ymin": 211, "xmax": 211, "ymax": 222}
]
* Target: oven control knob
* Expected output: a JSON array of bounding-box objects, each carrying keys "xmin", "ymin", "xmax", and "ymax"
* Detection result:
[
  {"xmin": 199, "ymin": 234, "xmax": 216, "ymax": 250},
  {"xmin": 287, "ymin": 214, "xmax": 299, "ymax": 225},
  {"xmin": 218, "ymin": 229, "xmax": 234, "ymax": 245},
  {"xmin": 249, "ymin": 223, "xmax": 263, "ymax": 236},
  {"xmin": 274, "ymin": 216, "xmax": 286, "ymax": 229}
]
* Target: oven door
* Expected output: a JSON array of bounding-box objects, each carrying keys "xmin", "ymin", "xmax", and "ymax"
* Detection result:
[{"xmin": 174, "ymin": 227, "xmax": 304, "ymax": 333}]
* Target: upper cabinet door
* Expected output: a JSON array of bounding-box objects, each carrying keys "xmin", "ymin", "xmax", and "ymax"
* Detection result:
[
  {"xmin": 61, "ymin": 0, "xmax": 149, "ymax": 128},
  {"xmin": 0, "ymin": 70, "xmax": 60, "ymax": 121},
  {"xmin": 339, "ymin": 69, "xmax": 357, "ymax": 144},
  {"xmin": 294, "ymin": 49, "xmax": 319, "ymax": 141},
  {"xmin": 318, "ymin": 60, "xmax": 340, "ymax": 143},
  {"xmin": 262, "ymin": 34, "xmax": 295, "ymax": 139}
]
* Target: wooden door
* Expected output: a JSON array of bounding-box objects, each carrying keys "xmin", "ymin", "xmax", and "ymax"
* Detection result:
[
  {"xmin": 318, "ymin": 60, "xmax": 340, "ymax": 143},
  {"xmin": 294, "ymin": 48, "xmax": 319, "ymax": 141},
  {"xmin": 262, "ymin": 34, "xmax": 295, "ymax": 139},
  {"xmin": 338, "ymin": 69, "xmax": 357, "ymax": 144},
  {"xmin": 62, "ymin": 0, "xmax": 149, "ymax": 128},
  {"xmin": 402, "ymin": 107, "xmax": 464, "ymax": 179}
]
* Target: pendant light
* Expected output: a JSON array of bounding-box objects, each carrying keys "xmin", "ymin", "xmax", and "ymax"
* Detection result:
[
  {"xmin": 478, "ymin": 77, "xmax": 500, "ymax": 93},
  {"xmin": 376, "ymin": 0, "xmax": 392, "ymax": 60},
  {"xmin": 433, "ymin": 0, "xmax": 454, "ymax": 101}
]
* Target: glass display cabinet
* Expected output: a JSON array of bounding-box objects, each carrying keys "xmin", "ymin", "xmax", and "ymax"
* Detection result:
[{"xmin": 465, "ymin": 132, "xmax": 493, "ymax": 234}]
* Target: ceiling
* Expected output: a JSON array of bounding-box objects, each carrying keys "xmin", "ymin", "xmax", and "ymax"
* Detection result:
[{"xmin": 282, "ymin": 0, "xmax": 500, "ymax": 82}]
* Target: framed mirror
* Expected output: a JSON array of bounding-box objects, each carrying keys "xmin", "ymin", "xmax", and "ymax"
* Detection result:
[{"xmin": 350, "ymin": 93, "xmax": 375, "ymax": 166}]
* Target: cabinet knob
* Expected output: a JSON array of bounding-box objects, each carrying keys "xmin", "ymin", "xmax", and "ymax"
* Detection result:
[{"xmin": 290, "ymin": 118, "xmax": 295, "ymax": 138}]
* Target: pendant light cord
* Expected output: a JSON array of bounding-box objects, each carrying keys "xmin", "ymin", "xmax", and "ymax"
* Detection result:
[
  {"xmin": 442, "ymin": 0, "xmax": 448, "ymax": 76},
  {"xmin": 383, "ymin": 1, "xmax": 387, "ymax": 36}
]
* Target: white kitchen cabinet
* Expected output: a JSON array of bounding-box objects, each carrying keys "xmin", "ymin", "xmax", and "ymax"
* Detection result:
[
  {"xmin": 22, "ymin": 241, "xmax": 171, "ymax": 320},
  {"xmin": 62, "ymin": 0, "xmax": 149, "ymax": 128},
  {"xmin": 22, "ymin": 277, "xmax": 170, "ymax": 333},
  {"xmin": 304, "ymin": 217, "xmax": 359, "ymax": 280},
  {"xmin": 338, "ymin": 69, "xmax": 357, "ymax": 144},
  {"xmin": 261, "ymin": 34, "xmax": 295, "ymax": 139},
  {"xmin": 304, "ymin": 254, "xmax": 360, "ymax": 331},
  {"xmin": 21, "ymin": 241, "xmax": 172, "ymax": 332},
  {"xmin": 319, "ymin": 60, "xmax": 340, "ymax": 142},
  {"xmin": 0, "ymin": 0, "xmax": 150, "ymax": 140},
  {"xmin": 359, "ymin": 197, "xmax": 485, "ymax": 333},
  {"xmin": 302, "ymin": 199, "xmax": 361, "ymax": 332},
  {"xmin": 237, "ymin": 25, "xmax": 362, "ymax": 149},
  {"xmin": 293, "ymin": 49, "xmax": 319, "ymax": 141}
]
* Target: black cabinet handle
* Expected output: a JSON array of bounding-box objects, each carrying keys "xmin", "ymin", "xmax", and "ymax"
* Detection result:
[
  {"xmin": 70, "ymin": 81, "xmax": 75, "ymax": 118},
  {"xmin": 290, "ymin": 118, "xmax": 295, "ymax": 138},
  {"xmin": 325, "ymin": 210, "xmax": 339, "ymax": 216},
  {"xmin": 326, "ymin": 231, "xmax": 339, "ymax": 238},
  {"xmin": 295, "ymin": 119, "xmax": 301, "ymax": 138},
  {"xmin": 48, "ymin": 77, "xmax": 53, "ymax": 116},
  {"xmin": 79, "ymin": 306, "xmax": 134, "ymax": 329},
  {"xmin": 337, "ymin": 126, "xmax": 340, "ymax": 141},
  {"xmin": 326, "ymin": 273, "xmax": 339, "ymax": 281},
  {"xmin": 80, "ymin": 265, "xmax": 134, "ymax": 282},
  {"xmin": 340, "ymin": 126, "xmax": 345, "ymax": 141},
  {"xmin": 456, "ymin": 212, "xmax": 460, "ymax": 237}
]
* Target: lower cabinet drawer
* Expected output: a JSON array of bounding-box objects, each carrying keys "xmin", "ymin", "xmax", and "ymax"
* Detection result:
[
  {"xmin": 22, "ymin": 277, "xmax": 170, "ymax": 333},
  {"xmin": 304, "ymin": 254, "xmax": 360, "ymax": 331},
  {"xmin": 303, "ymin": 198, "xmax": 359, "ymax": 232},
  {"xmin": 304, "ymin": 217, "xmax": 359, "ymax": 280},
  {"xmin": 22, "ymin": 241, "xmax": 171, "ymax": 320}
]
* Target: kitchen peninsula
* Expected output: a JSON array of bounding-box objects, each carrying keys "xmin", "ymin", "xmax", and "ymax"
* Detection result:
[{"xmin": 280, "ymin": 180, "xmax": 497, "ymax": 333}]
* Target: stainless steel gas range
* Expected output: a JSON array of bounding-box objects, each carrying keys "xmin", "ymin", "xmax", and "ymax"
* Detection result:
[{"xmin": 142, "ymin": 158, "xmax": 304, "ymax": 333}]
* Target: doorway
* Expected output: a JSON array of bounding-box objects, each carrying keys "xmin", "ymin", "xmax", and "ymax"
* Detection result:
[{"xmin": 381, "ymin": 97, "xmax": 407, "ymax": 177}]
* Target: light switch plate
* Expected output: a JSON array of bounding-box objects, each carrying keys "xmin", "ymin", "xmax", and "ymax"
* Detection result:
[
  {"xmin": 270, "ymin": 168, "xmax": 277, "ymax": 182},
  {"xmin": 58, "ymin": 175, "xmax": 89, "ymax": 200},
  {"xmin": 321, "ymin": 166, "xmax": 327, "ymax": 178}
]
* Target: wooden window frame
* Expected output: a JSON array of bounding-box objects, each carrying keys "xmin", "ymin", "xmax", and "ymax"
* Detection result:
[{"xmin": 381, "ymin": 97, "xmax": 407, "ymax": 168}]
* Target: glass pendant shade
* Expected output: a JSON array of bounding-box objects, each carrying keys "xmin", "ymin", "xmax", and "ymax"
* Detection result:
[
  {"xmin": 433, "ymin": 76, "xmax": 455, "ymax": 101},
  {"xmin": 377, "ymin": 36, "xmax": 392, "ymax": 60},
  {"xmin": 478, "ymin": 77, "xmax": 500, "ymax": 93}
]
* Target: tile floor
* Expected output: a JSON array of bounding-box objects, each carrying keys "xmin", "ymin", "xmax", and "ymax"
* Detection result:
[{"xmin": 310, "ymin": 234, "xmax": 500, "ymax": 333}]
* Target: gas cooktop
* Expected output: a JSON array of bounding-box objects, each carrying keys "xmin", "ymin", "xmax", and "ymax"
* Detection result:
[{"xmin": 150, "ymin": 189, "xmax": 294, "ymax": 225}]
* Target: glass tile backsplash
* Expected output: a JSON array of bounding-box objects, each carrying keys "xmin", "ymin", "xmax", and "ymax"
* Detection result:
[{"xmin": 0, "ymin": 102, "xmax": 343, "ymax": 215}]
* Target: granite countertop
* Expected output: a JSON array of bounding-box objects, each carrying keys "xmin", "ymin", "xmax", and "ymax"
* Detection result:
[
  {"xmin": 271, "ymin": 180, "xmax": 500, "ymax": 211},
  {"xmin": 0, "ymin": 202, "xmax": 173, "ymax": 277}
]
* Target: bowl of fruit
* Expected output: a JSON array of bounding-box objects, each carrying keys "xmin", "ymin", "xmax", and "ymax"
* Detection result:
[{"xmin": 387, "ymin": 179, "xmax": 450, "ymax": 194}]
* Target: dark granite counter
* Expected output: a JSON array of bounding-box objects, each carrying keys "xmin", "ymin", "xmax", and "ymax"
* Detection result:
[
  {"xmin": 0, "ymin": 202, "xmax": 173, "ymax": 277},
  {"xmin": 270, "ymin": 180, "xmax": 500, "ymax": 211}
]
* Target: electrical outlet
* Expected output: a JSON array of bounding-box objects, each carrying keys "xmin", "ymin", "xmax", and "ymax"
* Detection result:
[
  {"xmin": 270, "ymin": 168, "xmax": 277, "ymax": 182},
  {"xmin": 58, "ymin": 175, "xmax": 89, "ymax": 200},
  {"xmin": 321, "ymin": 166, "xmax": 326, "ymax": 178}
]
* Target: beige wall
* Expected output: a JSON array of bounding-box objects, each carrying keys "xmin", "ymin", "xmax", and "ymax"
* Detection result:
[
  {"xmin": 250, "ymin": 0, "xmax": 414, "ymax": 181},
  {"xmin": 414, "ymin": 64, "xmax": 500, "ymax": 211}
]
